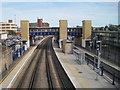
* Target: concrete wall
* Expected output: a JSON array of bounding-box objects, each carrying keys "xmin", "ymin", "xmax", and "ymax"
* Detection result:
[{"xmin": 0, "ymin": 48, "xmax": 12, "ymax": 74}]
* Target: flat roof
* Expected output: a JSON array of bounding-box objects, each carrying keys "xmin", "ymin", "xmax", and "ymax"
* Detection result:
[
  {"xmin": 92, "ymin": 30, "xmax": 120, "ymax": 33},
  {"xmin": 29, "ymin": 27, "xmax": 82, "ymax": 29}
]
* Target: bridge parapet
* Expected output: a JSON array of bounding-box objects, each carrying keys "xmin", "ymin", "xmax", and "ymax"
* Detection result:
[{"xmin": 29, "ymin": 27, "xmax": 82, "ymax": 37}]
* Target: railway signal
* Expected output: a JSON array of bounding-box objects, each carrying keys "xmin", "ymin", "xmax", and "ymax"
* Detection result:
[
  {"xmin": 96, "ymin": 41, "xmax": 102, "ymax": 53},
  {"xmin": 89, "ymin": 41, "xmax": 93, "ymax": 51},
  {"xmin": 95, "ymin": 41, "xmax": 102, "ymax": 80}
]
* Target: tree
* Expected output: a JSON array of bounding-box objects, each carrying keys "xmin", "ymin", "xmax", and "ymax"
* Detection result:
[
  {"xmin": 91, "ymin": 26, "xmax": 94, "ymax": 30},
  {"xmin": 104, "ymin": 25, "xmax": 108, "ymax": 30},
  {"xmin": 7, "ymin": 30, "xmax": 16, "ymax": 35},
  {"xmin": 76, "ymin": 25, "xmax": 80, "ymax": 27},
  {"xmin": 95, "ymin": 28, "xmax": 98, "ymax": 31},
  {"xmin": 105, "ymin": 25, "xmax": 108, "ymax": 28},
  {"xmin": 99, "ymin": 27, "xmax": 104, "ymax": 30},
  {"xmin": 108, "ymin": 24, "xmax": 118, "ymax": 31}
]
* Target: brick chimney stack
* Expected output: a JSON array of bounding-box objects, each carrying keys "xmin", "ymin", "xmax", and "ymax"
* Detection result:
[
  {"xmin": 8, "ymin": 20, "xmax": 13, "ymax": 23},
  {"xmin": 37, "ymin": 19, "xmax": 43, "ymax": 27}
]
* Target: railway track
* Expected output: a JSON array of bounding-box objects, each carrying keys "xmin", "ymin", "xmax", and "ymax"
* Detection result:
[{"xmin": 12, "ymin": 36, "xmax": 75, "ymax": 89}]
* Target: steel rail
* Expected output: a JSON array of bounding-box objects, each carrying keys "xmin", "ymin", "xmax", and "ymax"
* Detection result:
[
  {"xmin": 29, "ymin": 38, "xmax": 51, "ymax": 89},
  {"xmin": 14, "ymin": 37, "xmax": 75, "ymax": 89},
  {"xmin": 17, "ymin": 38, "xmax": 49, "ymax": 88},
  {"xmin": 45, "ymin": 39, "xmax": 54, "ymax": 89}
]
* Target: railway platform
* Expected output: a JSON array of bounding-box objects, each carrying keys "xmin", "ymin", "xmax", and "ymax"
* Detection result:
[
  {"xmin": 53, "ymin": 43, "xmax": 117, "ymax": 89},
  {"xmin": 0, "ymin": 38, "xmax": 47, "ymax": 89},
  {"xmin": 73, "ymin": 45, "xmax": 120, "ymax": 71},
  {"xmin": 0, "ymin": 46, "xmax": 36, "ymax": 89}
]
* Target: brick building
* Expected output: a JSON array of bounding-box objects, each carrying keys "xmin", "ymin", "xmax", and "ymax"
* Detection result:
[{"xmin": 29, "ymin": 18, "xmax": 49, "ymax": 28}]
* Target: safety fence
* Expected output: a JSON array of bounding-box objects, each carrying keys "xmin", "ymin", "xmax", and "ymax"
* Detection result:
[
  {"xmin": 73, "ymin": 49, "xmax": 85, "ymax": 64},
  {"xmin": 85, "ymin": 53, "xmax": 120, "ymax": 86},
  {"xmin": 100, "ymin": 61, "xmax": 120, "ymax": 85}
]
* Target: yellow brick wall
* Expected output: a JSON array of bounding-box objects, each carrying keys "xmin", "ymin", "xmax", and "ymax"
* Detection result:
[
  {"xmin": 59, "ymin": 20, "xmax": 67, "ymax": 40},
  {"xmin": 82, "ymin": 20, "xmax": 91, "ymax": 39},
  {"xmin": 62, "ymin": 41, "xmax": 73, "ymax": 54},
  {"xmin": 21, "ymin": 20, "xmax": 29, "ymax": 40}
]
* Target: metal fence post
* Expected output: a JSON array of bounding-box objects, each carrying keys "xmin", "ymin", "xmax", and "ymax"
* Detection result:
[
  {"xmin": 112, "ymin": 73, "xmax": 115, "ymax": 85},
  {"xmin": 100, "ymin": 66, "xmax": 103, "ymax": 76},
  {"xmin": 87, "ymin": 58, "xmax": 89, "ymax": 65}
]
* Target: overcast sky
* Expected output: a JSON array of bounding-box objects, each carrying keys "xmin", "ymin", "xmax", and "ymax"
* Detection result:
[{"xmin": 1, "ymin": 1, "xmax": 119, "ymax": 27}]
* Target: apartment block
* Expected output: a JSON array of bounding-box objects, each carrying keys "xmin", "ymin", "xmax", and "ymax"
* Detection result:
[{"xmin": 0, "ymin": 20, "xmax": 18, "ymax": 34}]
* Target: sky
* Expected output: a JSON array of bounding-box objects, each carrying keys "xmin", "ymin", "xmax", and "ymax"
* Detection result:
[{"xmin": 1, "ymin": 1, "xmax": 119, "ymax": 27}]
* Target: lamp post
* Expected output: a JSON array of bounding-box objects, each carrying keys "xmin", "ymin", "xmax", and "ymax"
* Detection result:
[
  {"xmin": 18, "ymin": 39, "xmax": 21, "ymax": 57},
  {"xmin": 19, "ymin": 39, "xmax": 22, "ymax": 56},
  {"xmin": 96, "ymin": 41, "xmax": 102, "ymax": 68},
  {"xmin": 90, "ymin": 41, "xmax": 97, "ymax": 70},
  {"xmin": 5, "ymin": 42, "xmax": 9, "ymax": 70}
]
